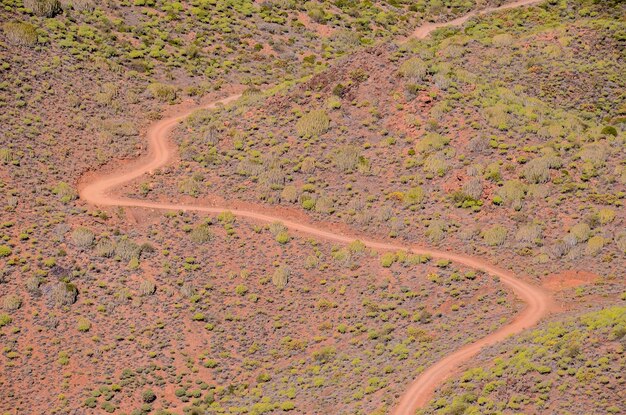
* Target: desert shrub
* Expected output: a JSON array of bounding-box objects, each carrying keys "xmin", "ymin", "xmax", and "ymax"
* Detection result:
[
  {"xmin": 281, "ymin": 185, "xmax": 298, "ymax": 203},
  {"xmin": 585, "ymin": 236, "xmax": 605, "ymax": 256},
  {"xmin": 76, "ymin": 318, "xmax": 91, "ymax": 332},
  {"xmin": 71, "ymin": 228, "xmax": 94, "ymax": 249},
  {"xmin": 578, "ymin": 143, "xmax": 608, "ymax": 166},
  {"xmin": 497, "ymin": 180, "xmax": 526, "ymax": 210},
  {"xmin": 0, "ymin": 313, "xmax": 11, "ymax": 327},
  {"xmin": 462, "ymin": 178, "xmax": 483, "ymax": 200},
  {"xmin": 523, "ymin": 157, "xmax": 551, "ymax": 184},
  {"xmin": 63, "ymin": 0, "xmax": 95, "ymax": 11},
  {"xmin": 178, "ymin": 177, "xmax": 201, "ymax": 196},
  {"xmin": 597, "ymin": 208, "xmax": 616, "ymax": 225},
  {"xmin": 115, "ymin": 238, "xmax": 141, "ymax": 261},
  {"xmin": 296, "ymin": 110, "xmax": 329, "ymax": 137},
  {"xmin": 481, "ymin": 225, "xmax": 507, "ymax": 246},
  {"xmin": 272, "ymin": 267, "xmax": 290, "ymax": 290},
  {"xmin": 275, "ymin": 231, "xmax": 290, "ymax": 244},
  {"xmin": 190, "ymin": 224, "xmax": 213, "ymax": 244},
  {"xmin": 515, "ymin": 224, "xmax": 542, "ymax": 244},
  {"xmin": 399, "ymin": 57, "xmax": 427, "ymax": 81},
  {"xmin": 2, "ymin": 294, "xmax": 21, "ymax": 311},
  {"xmin": 415, "ymin": 133, "xmax": 449, "ymax": 153},
  {"xmin": 49, "ymin": 282, "xmax": 78, "ymax": 306},
  {"xmin": 24, "ymin": 0, "xmax": 62, "ymax": 17},
  {"xmin": 301, "ymin": 156, "xmax": 316, "ymax": 173},
  {"xmin": 142, "ymin": 390, "xmax": 157, "ymax": 403},
  {"xmin": 95, "ymin": 238, "xmax": 116, "ymax": 257},
  {"xmin": 3, "ymin": 22, "xmax": 38, "ymax": 46},
  {"xmin": 148, "ymin": 83, "xmax": 178, "ymax": 102},
  {"xmin": 601, "ymin": 126, "xmax": 618, "ymax": 136},
  {"xmin": 333, "ymin": 145, "xmax": 360, "ymax": 172},
  {"xmin": 404, "ymin": 186, "xmax": 424, "ymax": 205},
  {"xmin": 569, "ymin": 223, "xmax": 591, "ymax": 242},
  {"xmin": 25, "ymin": 276, "xmax": 41, "ymax": 294},
  {"xmin": 423, "ymin": 154, "xmax": 449, "ymax": 177},
  {"xmin": 426, "ymin": 220, "xmax": 447, "ymax": 243},
  {"xmin": 0, "ymin": 245, "xmax": 11, "ymax": 257},
  {"xmin": 52, "ymin": 182, "xmax": 77, "ymax": 203},
  {"xmin": 139, "ymin": 280, "xmax": 156, "ymax": 296},
  {"xmin": 315, "ymin": 194, "xmax": 334, "ymax": 214}
]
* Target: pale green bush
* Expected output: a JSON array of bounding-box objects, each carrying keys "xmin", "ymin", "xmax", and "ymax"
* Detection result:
[
  {"xmin": 3, "ymin": 22, "xmax": 37, "ymax": 46},
  {"xmin": 2, "ymin": 295, "xmax": 21, "ymax": 311},
  {"xmin": 296, "ymin": 110, "xmax": 329, "ymax": 137},
  {"xmin": 585, "ymin": 236, "xmax": 605, "ymax": 256},
  {"xmin": 272, "ymin": 267, "xmax": 290, "ymax": 290},
  {"xmin": 482, "ymin": 225, "xmax": 508, "ymax": 246},
  {"xmin": 71, "ymin": 228, "xmax": 95, "ymax": 249},
  {"xmin": 399, "ymin": 57, "xmax": 427, "ymax": 81},
  {"xmin": 24, "ymin": 0, "xmax": 61, "ymax": 17}
]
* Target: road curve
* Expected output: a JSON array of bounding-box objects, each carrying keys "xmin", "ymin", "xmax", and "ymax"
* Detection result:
[
  {"xmin": 412, "ymin": 0, "xmax": 545, "ymax": 39},
  {"xmin": 80, "ymin": 2, "xmax": 551, "ymax": 413}
]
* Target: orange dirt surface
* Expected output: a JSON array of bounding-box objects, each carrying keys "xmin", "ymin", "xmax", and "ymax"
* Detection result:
[{"xmin": 543, "ymin": 270, "xmax": 601, "ymax": 291}]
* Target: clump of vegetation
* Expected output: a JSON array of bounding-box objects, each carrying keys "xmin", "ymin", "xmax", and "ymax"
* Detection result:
[
  {"xmin": 3, "ymin": 22, "xmax": 38, "ymax": 46},
  {"xmin": 24, "ymin": 0, "xmax": 62, "ymax": 17},
  {"xmin": 296, "ymin": 110, "xmax": 330, "ymax": 137},
  {"xmin": 272, "ymin": 267, "xmax": 290, "ymax": 290},
  {"xmin": 148, "ymin": 83, "xmax": 178, "ymax": 103},
  {"xmin": 481, "ymin": 225, "xmax": 507, "ymax": 246}
]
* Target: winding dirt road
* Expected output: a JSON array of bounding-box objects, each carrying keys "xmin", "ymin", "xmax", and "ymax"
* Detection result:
[
  {"xmin": 412, "ymin": 0, "xmax": 545, "ymax": 39},
  {"xmin": 79, "ymin": 1, "xmax": 551, "ymax": 414}
]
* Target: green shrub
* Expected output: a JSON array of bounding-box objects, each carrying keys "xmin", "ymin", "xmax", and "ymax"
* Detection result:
[
  {"xmin": 3, "ymin": 22, "xmax": 38, "ymax": 46},
  {"xmin": 148, "ymin": 83, "xmax": 178, "ymax": 103},
  {"xmin": 76, "ymin": 318, "xmax": 91, "ymax": 332},
  {"xmin": 585, "ymin": 236, "xmax": 605, "ymax": 256},
  {"xmin": 52, "ymin": 182, "xmax": 77, "ymax": 203},
  {"xmin": 380, "ymin": 252, "xmax": 397, "ymax": 267},
  {"xmin": 296, "ymin": 110, "xmax": 329, "ymax": 137},
  {"xmin": 569, "ymin": 223, "xmax": 591, "ymax": 242},
  {"xmin": 142, "ymin": 389, "xmax": 156, "ymax": 403},
  {"xmin": 601, "ymin": 126, "xmax": 617, "ymax": 136},
  {"xmin": 0, "ymin": 313, "xmax": 11, "ymax": 327},
  {"xmin": 481, "ymin": 225, "xmax": 508, "ymax": 246},
  {"xmin": 24, "ymin": 0, "xmax": 62, "ymax": 17},
  {"xmin": 0, "ymin": 245, "xmax": 11, "ymax": 257},
  {"xmin": 399, "ymin": 57, "xmax": 427, "ymax": 81}
]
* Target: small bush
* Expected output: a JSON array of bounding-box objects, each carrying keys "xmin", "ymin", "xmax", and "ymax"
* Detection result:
[
  {"xmin": 296, "ymin": 110, "xmax": 329, "ymax": 137},
  {"xmin": 142, "ymin": 389, "xmax": 156, "ymax": 403},
  {"xmin": 190, "ymin": 224, "xmax": 213, "ymax": 244},
  {"xmin": 148, "ymin": 83, "xmax": 178, "ymax": 103},
  {"xmin": 139, "ymin": 280, "xmax": 156, "ymax": 296},
  {"xmin": 24, "ymin": 0, "xmax": 62, "ymax": 17},
  {"xmin": 569, "ymin": 223, "xmax": 591, "ymax": 242},
  {"xmin": 481, "ymin": 225, "xmax": 508, "ymax": 246},
  {"xmin": 0, "ymin": 313, "xmax": 11, "ymax": 327},
  {"xmin": 52, "ymin": 182, "xmax": 77, "ymax": 203},
  {"xmin": 49, "ymin": 282, "xmax": 78, "ymax": 306},
  {"xmin": 71, "ymin": 228, "xmax": 95, "ymax": 249},
  {"xmin": 0, "ymin": 245, "xmax": 11, "ymax": 257},
  {"xmin": 3, "ymin": 22, "xmax": 38, "ymax": 46},
  {"xmin": 585, "ymin": 236, "xmax": 605, "ymax": 256},
  {"xmin": 76, "ymin": 318, "xmax": 91, "ymax": 332},
  {"xmin": 2, "ymin": 295, "xmax": 22, "ymax": 311},
  {"xmin": 399, "ymin": 57, "xmax": 427, "ymax": 81},
  {"xmin": 272, "ymin": 267, "xmax": 290, "ymax": 290},
  {"xmin": 95, "ymin": 238, "xmax": 116, "ymax": 257}
]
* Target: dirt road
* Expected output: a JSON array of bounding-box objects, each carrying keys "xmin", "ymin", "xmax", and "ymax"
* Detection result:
[
  {"xmin": 412, "ymin": 0, "xmax": 545, "ymax": 39},
  {"xmin": 80, "ymin": 2, "xmax": 551, "ymax": 413}
]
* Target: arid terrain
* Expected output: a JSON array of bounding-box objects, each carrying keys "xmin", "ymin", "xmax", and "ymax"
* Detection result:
[{"xmin": 0, "ymin": 0, "xmax": 624, "ymax": 414}]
